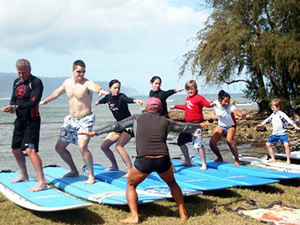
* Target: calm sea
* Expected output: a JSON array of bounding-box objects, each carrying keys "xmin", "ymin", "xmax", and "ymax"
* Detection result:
[{"xmin": 0, "ymin": 93, "xmax": 264, "ymax": 180}]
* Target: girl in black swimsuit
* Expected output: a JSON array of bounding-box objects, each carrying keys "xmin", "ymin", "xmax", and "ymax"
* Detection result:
[{"xmin": 95, "ymin": 79, "xmax": 144, "ymax": 177}]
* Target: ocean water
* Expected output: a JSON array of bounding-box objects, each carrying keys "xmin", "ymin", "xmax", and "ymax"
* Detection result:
[{"xmin": 0, "ymin": 93, "xmax": 264, "ymax": 180}]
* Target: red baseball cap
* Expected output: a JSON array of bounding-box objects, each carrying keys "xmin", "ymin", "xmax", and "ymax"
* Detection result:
[{"xmin": 146, "ymin": 97, "xmax": 162, "ymax": 110}]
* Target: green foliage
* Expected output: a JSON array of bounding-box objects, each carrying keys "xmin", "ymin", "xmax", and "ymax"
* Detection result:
[{"xmin": 180, "ymin": 0, "xmax": 300, "ymax": 114}]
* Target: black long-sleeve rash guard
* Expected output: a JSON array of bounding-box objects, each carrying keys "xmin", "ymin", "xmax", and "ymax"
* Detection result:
[
  {"xmin": 10, "ymin": 75, "xmax": 44, "ymax": 120},
  {"xmin": 149, "ymin": 89, "xmax": 176, "ymax": 118},
  {"xmin": 97, "ymin": 93, "xmax": 135, "ymax": 121}
]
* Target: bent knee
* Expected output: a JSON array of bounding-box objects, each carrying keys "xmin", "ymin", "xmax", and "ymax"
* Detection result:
[
  {"xmin": 55, "ymin": 143, "xmax": 61, "ymax": 152},
  {"xmin": 209, "ymin": 142, "xmax": 216, "ymax": 148},
  {"xmin": 25, "ymin": 148, "xmax": 37, "ymax": 156},
  {"xmin": 78, "ymin": 144, "xmax": 88, "ymax": 152},
  {"xmin": 115, "ymin": 145, "xmax": 125, "ymax": 152},
  {"xmin": 226, "ymin": 139, "xmax": 234, "ymax": 145}
]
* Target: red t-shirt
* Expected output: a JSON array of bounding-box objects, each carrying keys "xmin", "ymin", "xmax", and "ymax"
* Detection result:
[{"xmin": 174, "ymin": 94, "xmax": 212, "ymax": 122}]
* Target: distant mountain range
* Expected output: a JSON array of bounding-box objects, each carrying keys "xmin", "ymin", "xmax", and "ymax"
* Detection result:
[{"xmin": 0, "ymin": 73, "xmax": 140, "ymax": 98}]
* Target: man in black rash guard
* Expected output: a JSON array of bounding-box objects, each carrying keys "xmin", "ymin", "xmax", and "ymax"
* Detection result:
[
  {"xmin": 2, "ymin": 59, "xmax": 47, "ymax": 192},
  {"xmin": 79, "ymin": 97, "xmax": 210, "ymax": 223}
]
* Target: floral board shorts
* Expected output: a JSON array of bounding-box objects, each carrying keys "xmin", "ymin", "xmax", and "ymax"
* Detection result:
[
  {"xmin": 58, "ymin": 112, "xmax": 95, "ymax": 145},
  {"xmin": 192, "ymin": 128, "xmax": 204, "ymax": 148}
]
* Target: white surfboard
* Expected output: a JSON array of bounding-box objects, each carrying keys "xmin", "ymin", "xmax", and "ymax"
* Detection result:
[
  {"xmin": 0, "ymin": 170, "xmax": 92, "ymax": 212},
  {"xmin": 239, "ymin": 156, "xmax": 300, "ymax": 173},
  {"xmin": 275, "ymin": 151, "xmax": 300, "ymax": 161}
]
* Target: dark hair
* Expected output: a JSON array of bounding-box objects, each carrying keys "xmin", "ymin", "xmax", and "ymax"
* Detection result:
[
  {"xmin": 218, "ymin": 90, "xmax": 231, "ymax": 101},
  {"xmin": 150, "ymin": 76, "xmax": 161, "ymax": 83},
  {"xmin": 73, "ymin": 60, "xmax": 86, "ymax": 69},
  {"xmin": 109, "ymin": 79, "xmax": 121, "ymax": 88}
]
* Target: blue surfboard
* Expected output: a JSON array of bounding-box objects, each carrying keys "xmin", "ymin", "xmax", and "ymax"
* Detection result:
[
  {"xmin": 43, "ymin": 166, "xmax": 164, "ymax": 205},
  {"xmin": 85, "ymin": 164, "xmax": 203, "ymax": 197},
  {"xmin": 171, "ymin": 160, "xmax": 279, "ymax": 186},
  {"xmin": 192, "ymin": 157, "xmax": 300, "ymax": 180},
  {"xmin": 0, "ymin": 170, "xmax": 92, "ymax": 212}
]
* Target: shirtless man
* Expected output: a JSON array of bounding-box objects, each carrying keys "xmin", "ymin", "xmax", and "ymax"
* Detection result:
[
  {"xmin": 39, "ymin": 60, "xmax": 109, "ymax": 184},
  {"xmin": 2, "ymin": 59, "xmax": 47, "ymax": 192}
]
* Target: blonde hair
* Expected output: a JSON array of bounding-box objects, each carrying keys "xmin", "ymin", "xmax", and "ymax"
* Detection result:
[
  {"xmin": 185, "ymin": 80, "xmax": 198, "ymax": 92},
  {"xmin": 270, "ymin": 99, "xmax": 282, "ymax": 109}
]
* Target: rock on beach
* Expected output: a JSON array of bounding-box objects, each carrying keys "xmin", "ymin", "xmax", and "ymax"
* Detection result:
[{"xmin": 168, "ymin": 108, "xmax": 300, "ymax": 151}]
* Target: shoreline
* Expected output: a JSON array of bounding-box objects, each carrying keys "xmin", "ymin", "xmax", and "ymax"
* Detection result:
[{"xmin": 169, "ymin": 109, "xmax": 300, "ymax": 152}]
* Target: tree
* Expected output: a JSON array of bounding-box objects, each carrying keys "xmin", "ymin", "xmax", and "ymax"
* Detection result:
[{"xmin": 180, "ymin": 0, "xmax": 300, "ymax": 115}]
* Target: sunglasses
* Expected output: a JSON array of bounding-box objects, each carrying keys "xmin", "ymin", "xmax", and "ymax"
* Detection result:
[{"xmin": 76, "ymin": 70, "xmax": 86, "ymax": 74}]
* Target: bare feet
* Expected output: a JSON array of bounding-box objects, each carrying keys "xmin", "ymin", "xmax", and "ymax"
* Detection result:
[
  {"xmin": 286, "ymin": 161, "xmax": 291, "ymax": 165},
  {"xmin": 267, "ymin": 159, "xmax": 276, "ymax": 163},
  {"xmin": 10, "ymin": 175, "xmax": 29, "ymax": 183},
  {"xmin": 62, "ymin": 170, "xmax": 79, "ymax": 178},
  {"xmin": 85, "ymin": 176, "xmax": 96, "ymax": 185},
  {"xmin": 233, "ymin": 161, "xmax": 240, "ymax": 166},
  {"xmin": 28, "ymin": 182, "xmax": 48, "ymax": 192},
  {"xmin": 120, "ymin": 215, "xmax": 139, "ymax": 224},
  {"xmin": 179, "ymin": 210, "xmax": 188, "ymax": 220},
  {"xmin": 122, "ymin": 172, "xmax": 129, "ymax": 178},
  {"xmin": 213, "ymin": 158, "xmax": 223, "ymax": 162},
  {"xmin": 178, "ymin": 162, "xmax": 192, "ymax": 167},
  {"xmin": 104, "ymin": 166, "xmax": 119, "ymax": 171},
  {"xmin": 200, "ymin": 165, "xmax": 207, "ymax": 170}
]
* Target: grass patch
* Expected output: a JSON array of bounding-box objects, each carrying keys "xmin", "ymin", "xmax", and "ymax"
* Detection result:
[{"xmin": 0, "ymin": 179, "xmax": 299, "ymax": 224}]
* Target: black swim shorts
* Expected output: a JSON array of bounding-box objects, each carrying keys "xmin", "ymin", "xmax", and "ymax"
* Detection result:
[
  {"xmin": 12, "ymin": 117, "xmax": 41, "ymax": 152},
  {"xmin": 134, "ymin": 155, "xmax": 171, "ymax": 174}
]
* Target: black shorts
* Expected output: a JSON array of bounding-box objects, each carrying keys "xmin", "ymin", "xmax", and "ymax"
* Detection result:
[
  {"xmin": 177, "ymin": 119, "xmax": 204, "ymax": 146},
  {"xmin": 134, "ymin": 155, "xmax": 171, "ymax": 174},
  {"xmin": 12, "ymin": 117, "xmax": 41, "ymax": 152},
  {"xmin": 177, "ymin": 132, "xmax": 192, "ymax": 146},
  {"xmin": 114, "ymin": 128, "xmax": 134, "ymax": 138}
]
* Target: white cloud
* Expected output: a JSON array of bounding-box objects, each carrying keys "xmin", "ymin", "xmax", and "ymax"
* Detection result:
[
  {"xmin": 0, "ymin": 0, "xmax": 220, "ymax": 95},
  {"xmin": 0, "ymin": 0, "xmax": 209, "ymax": 54}
]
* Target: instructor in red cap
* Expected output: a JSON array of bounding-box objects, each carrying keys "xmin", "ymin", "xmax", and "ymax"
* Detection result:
[{"xmin": 79, "ymin": 97, "xmax": 207, "ymax": 223}]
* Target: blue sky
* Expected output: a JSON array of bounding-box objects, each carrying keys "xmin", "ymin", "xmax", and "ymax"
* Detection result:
[{"xmin": 0, "ymin": 0, "xmax": 245, "ymax": 95}]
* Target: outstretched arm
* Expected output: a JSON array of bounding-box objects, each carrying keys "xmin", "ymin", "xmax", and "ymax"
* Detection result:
[
  {"xmin": 78, "ymin": 115, "xmax": 137, "ymax": 137},
  {"xmin": 87, "ymin": 81, "xmax": 109, "ymax": 97},
  {"xmin": 133, "ymin": 99, "xmax": 144, "ymax": 106},
  {"xmin": 233, "ymin": 109, "xmax": 246, "ymax": 119},
  {"xmin": 168, "ymin": 120, "xmax": 212, "ymax": 133},
  {"xmin": 78, "ymin": 131, "xmax": 96, "ymax": 137},
  {"xmin": 200, "ymin": 122, "xmax": 213, "ymax": 128},
  {"xmin": 174, "ymin": 88, "xmax": 184, "ymax": 93},
  {"xmin": 39, "ymin": 85, "xmax": 65, "ymax": 106},
  {"xmin": 295, "ymin": 125, "xmax": 300, "ymax": 131}
]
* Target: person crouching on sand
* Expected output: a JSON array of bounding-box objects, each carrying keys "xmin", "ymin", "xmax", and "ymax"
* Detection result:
[{"xmin": 79, "ymin": 98, "xmax": 211, "ymax": 223}]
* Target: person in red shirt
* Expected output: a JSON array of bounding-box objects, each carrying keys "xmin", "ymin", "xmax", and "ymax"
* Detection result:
[{"xmin": 169, "ymin": 80, "xmax": 214, "ymax": 170}]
